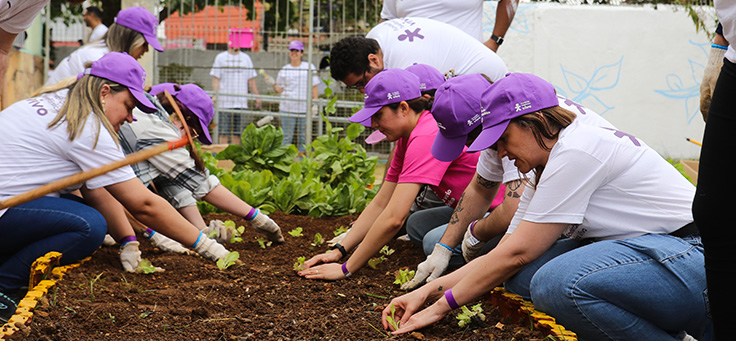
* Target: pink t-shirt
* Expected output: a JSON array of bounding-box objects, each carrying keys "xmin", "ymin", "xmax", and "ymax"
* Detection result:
[{"xmin": 385, "ymin": 111, "xmax": 503, "ymax": 209}]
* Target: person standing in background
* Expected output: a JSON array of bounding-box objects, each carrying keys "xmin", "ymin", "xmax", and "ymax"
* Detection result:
[
  {"xmin": 274, "ymin": 40, "xmax": 319, "ymax": 153},
  {"xmin": 83, "ymin": 6, "xmax": 107, "ymax": 43},
  {"xmin": 210, "ymin": 44, "xmax": 261, "ymax": 145}
]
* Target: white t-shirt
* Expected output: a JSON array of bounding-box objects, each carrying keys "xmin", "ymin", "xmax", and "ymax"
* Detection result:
[
  {"xmin": 366, "ymin": 17, "xmax": 507, "ymax": 82},
  {"xmin": 476, "ymin": 96, "xmax": 616, "ymax": 185},
  {"xmin": 381, "ymin": 0, "xmax": 483, "ymax": 42},
  {"xmin": 88, "ymin": 23, "xmax": 108, "ymax": 43},
  {"xmin": 716, "ymin": 1, "xmax": 736, "ymax": 63},
  {"xmin": 276, "ymin": 61, "xmax": 320, "ymax": 113},
  {"xmin": 209, "ymin": 50, "xmax": 257, "ymax": 109},
  {"xmin": 46, "ymin": 41, "xmax": 109, "ymax": 85},
  {"xmin": 0, "ymin": 89, "xmax": 136, "ymax": 217},
  {"xmin": 506, "ymin": 121, "xmax": 695, "ymax": 241},
  {"xmin": 0, "ymin": 0, "xmax": 48, "ymax": 34}
]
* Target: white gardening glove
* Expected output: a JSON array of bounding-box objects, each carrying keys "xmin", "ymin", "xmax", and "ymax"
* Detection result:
[
  {"xmin": 462, "ymin": 221, "xmax": 486, "ymax": 263},
  {"xmin": 700, "ymin": 46, "xmax": 726, "ymax": 121},
  {"xmin": 120, "ymin": 241, "xmax": 142, "ymax": 273},
  {"xmin": 401, "ymin": 243, "xmax": 453, "ymax": 290},
  {"xmin": 193, "ymin": 236, "xmax": 230, "ymax": 261},
  {"xmin": 149, "ymin": 231, "xmax": 193, "ymax": 254},
  {"xmin": 251, "ymin": 212, "xmax": 285, "ymax": 244},
  {"xmin": 327, "ymin": 229, "xmax": 350, "ymax": 247},
  {"xmin": 203, "ymin": 219, "xmax": 236, "ymax": 243},
  {"xmin": 102, "ymin": 234, "xmax": 117, "ymax": 246}
]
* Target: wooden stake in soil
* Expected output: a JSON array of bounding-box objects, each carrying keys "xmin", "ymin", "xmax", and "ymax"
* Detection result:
[{"xmin": 0, "ymin": 136, "xmax": 190, "ymax": 210}]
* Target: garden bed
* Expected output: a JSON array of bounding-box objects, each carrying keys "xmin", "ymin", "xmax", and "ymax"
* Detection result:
[{"xmin": 5, "ymin": 212, "xmax": 570, "ymax": 340}]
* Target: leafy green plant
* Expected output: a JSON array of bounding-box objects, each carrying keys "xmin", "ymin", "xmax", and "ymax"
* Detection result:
[
  {"xmin": 293, "ymin": 256, "xmax": 306, "ymax": 271},
  {"xmin": 136, "ymin": 259, "xmax": 158, "ymax": 274},
  {"xmin": 367, "ymin": 256, "xmax": 385, "ymax": 269},
  {"xmin": 333, "ymin": 225, "xmax": 349, "ymax": 236},
  {"xmin": 288, "ymin": 227, "xmax": 304, "ymax": 237},
  {"xmin": 380, "ymin": 246, "xmax": 395, "ymax": 256},
  {"xmin": 216, "ymin": 123, "xmax": 297, "ymax": 177},
  {"xmin": 386, "ymin": 303, "xmax": 401, "ymax": 331},
  {"xmin": 456, "ymin": 303, "xmax": 486, "ymax": 328},
  {"xmin": 394, "ymin": 269, "xmax": 415, "ymax": 286},
  {"xmin": 311, "ymin": 233, "xmax": 324, "ymax": 247},
  {"xmin": 216, "ymin": 251, "xmax": 240, "ymax": 270},
  {"xmin": 255, "ymin": 237, "xmax": 272, "ymax": 249}
]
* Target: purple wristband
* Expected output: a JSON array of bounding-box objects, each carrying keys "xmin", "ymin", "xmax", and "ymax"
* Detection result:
[
  {"xmin": 341, "ymin": 263, "xmax": 352, "ymax": 277},
  {"xmin": 244, "ymin": 207, "xmax": 258, "ymax": 221},
  {"xmin": 144, "ymin": 228, "xmax": 156, "ymax": 238},
  {"xmin": 444, "ymin": 289, "xmax": 460, "ymax": 310},
  {"xmin": 469, "ymin": 220, "xmax": 478, "ymax": 237},
  {"xmin": 120, "ymin": 235, "xmax": 137, "ymax": 245}
]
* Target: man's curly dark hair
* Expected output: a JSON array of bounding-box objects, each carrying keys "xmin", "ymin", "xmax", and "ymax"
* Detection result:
[{"xmin": 329, "ymin": 36, "xmax": 380, "ymax": 82}]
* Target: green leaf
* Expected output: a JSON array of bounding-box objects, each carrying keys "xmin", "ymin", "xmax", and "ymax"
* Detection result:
[
  {"xmin": 216, "ymin": 251, "xmax": 240, "ymax": 270},
  {"xmin": 136, "ymin": 259, "xmax": 157, "ymax": 274},
  {"xmin": 287, "ymin": 227, "xmax": 304, "ymax": 237}
]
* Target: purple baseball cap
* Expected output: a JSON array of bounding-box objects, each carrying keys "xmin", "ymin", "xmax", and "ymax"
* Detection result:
[
  {"xmin": 430, "ymin": 74, "xmax": 491, "ymax": 162},
  {"xmin": 84, "ymin": 52, "xmax": 157, "ymax": 113},
  {"xmin": 288, "ymin": 40, "xmax": 304, "ymax": 51},
  {"xmin": 174, "ymin": 84, "xmax": 214, "ymax": 144},
  {"xmin": 149, "ymin": 82, "xmax": 178, "ymax": 96},
  {"xmin": 115, "ymin": 7, "xmax": 163, "ymax": 52},
  {"xmin": 467, "ymin": 73, "xmax": 559, "ymax": 152},
  {"xmin": 349, "ymin": 68, "xmax": 422, "ymax": 127},
  {"xmin": 405, "ymin": 63, "xmax": 445, "ymax": 92}
]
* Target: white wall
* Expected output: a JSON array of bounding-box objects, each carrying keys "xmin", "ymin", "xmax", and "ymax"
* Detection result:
[{"xmin": 483, "ymin": 3, "xmax": 715, "ymax": 159}]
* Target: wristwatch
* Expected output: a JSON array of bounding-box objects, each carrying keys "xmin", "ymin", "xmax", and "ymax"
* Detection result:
[
  {"xmin": 331, "ymin": 243, "xmax": 348, "ymax": 259},
  {"xmin": 491, "ymin": 35, "xmax": 504, "ymax": 46}
]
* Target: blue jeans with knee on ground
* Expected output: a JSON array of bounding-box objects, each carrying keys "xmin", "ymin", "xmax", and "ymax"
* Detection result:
[
  {"xmin": 0, "ymin": 195, "xmax": 106, "ymax": 293},
  {"xmin": 504, "ymin": 234, "xmax": 710, "ymax": 340}
]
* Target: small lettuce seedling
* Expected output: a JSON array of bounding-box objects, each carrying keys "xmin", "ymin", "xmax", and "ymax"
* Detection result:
[
  {"xmin": 216, "ymin": 251, "xmax": 240, "ymax": 270},
  {"xmin": 367, "ymin": 256, "xmax": 385, "ymax": 269},
  {"xmin": 393, "ymin": 269, "xmax": 415, "ymax": 286},
  {"xmin": 293, "ymin": 256, "xmax": 306, "ymax": 271},
  {"xmin": 255, "ymin": 237, "xmax": 272, "ymax": 249},
  {"xmin": 386, "ymin": 303, "xmax": 400, "ymax": 331},
  {"xmin": 288, "ymin": 227, "xmax": 304, "ymax": 237},
  {"xmin": 231, "ymin": 225, "xmax": 246, "ymax": 243},
  {"xmin": 456, "ymin": 303, "xmax": 486, "ymax": 328},
  {"xmin": 311, "ymin": 233, "xmax": 324, "ymax": 247},
  {"xmin": 136, "ymin": 259, "xmax": 157, "ymax": 274},
  {"xmin": 380, "ymin": 245, "xmax": 395, "ymax": 256},
  {"xmin": 333, "ymin": 226, "xmax": 348, "ymax": 236}
]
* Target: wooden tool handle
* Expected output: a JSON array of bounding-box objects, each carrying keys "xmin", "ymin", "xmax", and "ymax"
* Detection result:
[{"xmin": 0, "ymin": 136, "xmax": 190, "ymax": 210}]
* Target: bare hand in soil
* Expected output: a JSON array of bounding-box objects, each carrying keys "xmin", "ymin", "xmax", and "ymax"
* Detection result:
[
  {"xmin": 298, "ymin": 262, "xmax": 346, "ymax": 280},
  {"xmin": 382, "ymin": 289, "xmax": 430, "ymax": 331},
  {"xmin": 384, "ymin": 297, "xmax": 447, "ymax": 335},
  {"xmin": 302, "ymin": 250, "xmax": 341, "ymax": 269}
]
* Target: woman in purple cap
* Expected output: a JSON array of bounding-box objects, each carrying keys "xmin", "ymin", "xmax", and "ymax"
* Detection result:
[
  {"xmin": 297, "ymin": 68, "xmax": 479, "ymax": 281},
  {"xmin": 0, "ymin": 52, "xmax": 232, "ymax": 323},
  {"xmin": 381, "ymin": 73, "xmax": 708, "ymax": 340},
  {"xmin": 46, "ymin": 6, "xmax": 163, "ymax": 85},
  {"xmin": 116, "ymin": 83, "xmax": 284, "ymax": 252}
]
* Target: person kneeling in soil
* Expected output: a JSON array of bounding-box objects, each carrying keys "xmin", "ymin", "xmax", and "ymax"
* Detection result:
[
  {"xmin": 298, "ymin": 68, "xmax": 480, "ymax": 281},
  {"xmin": 381, "ymin": 73, "xmax": 710, "ymax": 340},
  {"xmin": 116, "ymin": 82, "xmax": 284, "ymax": 249},
  {"xmin": 0, "ymin": 53, "xmax": 232, "ymax": 324}
]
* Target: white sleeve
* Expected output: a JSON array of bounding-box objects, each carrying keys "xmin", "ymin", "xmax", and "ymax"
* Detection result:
[
  {"xmin": 276, "ymin": 68, "xmax": 286, "ymax": 87},
  {"xmin": 380, "ymin": 0, "xmax": 397, "ymax": 20},
  {"xmin": 311, "ymin": 64, "xmax": 321, "ymax": 87},
  {"xmin": 245, "ymin": 56, "xmax": 257, "ymax": 80},
  {"xmin": 0, "ymin": 0, "xmax": 48, "ymax": 34}
]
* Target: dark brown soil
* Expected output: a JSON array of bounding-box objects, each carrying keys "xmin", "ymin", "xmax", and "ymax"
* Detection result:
[{"xmin": 12, "ymin": 212, "xmax": 550, "ymax": 340}]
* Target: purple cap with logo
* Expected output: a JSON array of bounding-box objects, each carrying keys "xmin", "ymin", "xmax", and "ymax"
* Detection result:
[
  {"xmin": 174, "ymin": 84, "xmax": 215, "ymax": 145},
  {"xmin": 83, "ymin": 52, "xmax": 157, "ymax": 113},
  {"xmin": 149, "ymin": 82, "xmax": 177, "ymax": 96},
  {"xmin": 115, "ymin": 7, "xmax": 164, "ymax": 52},
  {"xmin": 288, "ymin": 40, "xmax": 304, "ymax": 51},
  {"xmin": 405, "ymin": 63, "xmax": 445, "ymax": 92},
  {"xmin": 349, "ymin": 68, "xmax": 422, "ymax": 127},
  {"xmin": 467, "ymin": 73, "xmax": 559, "ymax": 152},
  {"xmin": 430, "ymin": 74, "xmax": 491, "ymax": 162}
]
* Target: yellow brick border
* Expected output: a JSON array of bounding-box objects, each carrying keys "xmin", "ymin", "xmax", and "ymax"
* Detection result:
[
  {"xmin": 489, "ymin": 287, "xmax": 578, "ymax": 340},
  {"xmin": 0, "ymin": 252, "xmax": 91, "ymax": 340}
]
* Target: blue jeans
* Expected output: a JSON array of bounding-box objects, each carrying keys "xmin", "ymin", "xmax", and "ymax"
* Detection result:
[
  {"xmin": 217, "ymin": 108, "xmax": 248, "ymax": 138},
  {"xmin": 280, "ymin": 112, "xmax": 306, "ymax": 152},
  {"xmin": 0, "ymin": 196, "xmax": 106, "ymax": 292},
  {"xmin": 505, "ymin": 234, "xmax": 710, "ymax": 340}
]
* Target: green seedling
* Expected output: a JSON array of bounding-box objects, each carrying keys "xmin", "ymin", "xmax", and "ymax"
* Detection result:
[
  {"xmin": 367, "ymin": 256, "xmax": 385, "ymax": 269},
  {"xmin": 232, "ymin": 225, "xmax": 246, "ymax": 243},
  {"xmin": 456, "ymin": 303, "xmax": 486, "ymax": 328},
  {"xmin": 333, "ymin": 225, "xmax": 348, "ymax": 236},
  {"xmin": 136, "ymin": 259, "xmax": 157, "ymax": 274},
  {"xmin": 393, "ymin": 269, "xmax": 415, "ymax": 286},
  {"xmin": 386, "ymin": 303, "xmax": 400, "ymax": 331},
  {"xmin": 216, "ymin": 251, "xmax": 240, "ymax": 270},
  {"xmin": 287, "ymin": 227, "xmax": 304, "ymax": 237},
  {"xmin": 311, "ymin": 233, "xmax": 324, "ymax": 247},
  {"xmin": 255, "ymin": 237, "xmax": 272, "ymax": 249},
  {"xmin": 88, "ymin": 272, "xmax": 104, "ymax": 301},
  {"xmin": 293, "ymin": 256, "xmax": 306, "ymax": 271},
  {"xmin": 380, "ymin": 245, "xmax": 395, "ymax": 256}
]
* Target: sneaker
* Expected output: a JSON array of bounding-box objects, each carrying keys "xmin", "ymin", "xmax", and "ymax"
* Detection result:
[{"xmin": 0, "ymin": 290, "xmax": 19, "ymax": 324}]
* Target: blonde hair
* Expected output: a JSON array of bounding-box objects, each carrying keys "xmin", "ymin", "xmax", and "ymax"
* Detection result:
[
  {"xmin": 44, "ymin": 75, "xmax": 127, "ymax": 148},
  {"xmin": 104, "ymin": 23, "xmax": 147, "ymax": 55}
]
